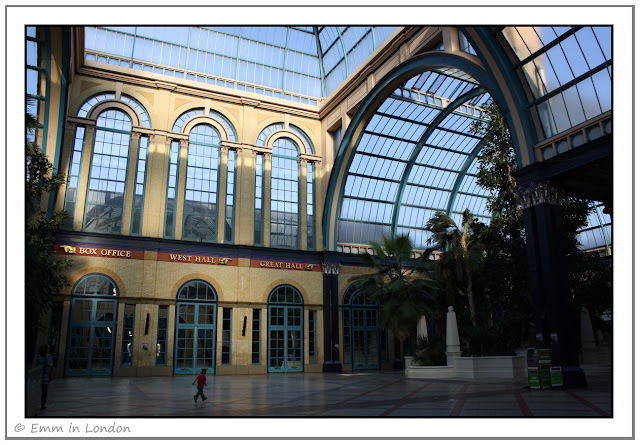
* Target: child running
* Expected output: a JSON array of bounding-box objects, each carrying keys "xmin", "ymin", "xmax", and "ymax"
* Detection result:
[{"xmin": 192, "ymin": 368, "xmax": 207, "ymax": 403}]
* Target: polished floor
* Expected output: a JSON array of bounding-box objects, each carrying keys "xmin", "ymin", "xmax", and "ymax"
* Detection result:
[{"xmin": 37, "ymin": 367, "xmax": 611, "ymax": 418}]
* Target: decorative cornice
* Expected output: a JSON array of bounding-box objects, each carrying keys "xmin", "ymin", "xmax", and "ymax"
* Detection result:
[
  {"xmin": 322, "ymin": 262, "xmax": 340, "ymax": 275},
  {"xmin": 517, "ymin": 181, "xmax": 562, "ymax": 209}
]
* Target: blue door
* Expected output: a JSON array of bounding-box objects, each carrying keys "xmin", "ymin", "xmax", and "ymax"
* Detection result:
[
  {"xmin": 66, "ymin": 299, "xmax": 117, "ymax": 376},
  {"xmin": 268, "ymin": 285, "xmax": 304, "ymax": 373},
  {"xmin": 174, "ymin": 280, "xmax": 217, "ymax": 375},
  {"xmin": 66, "ymin": 275, "xmax": 119, "ymax": 376},
  {"xmin": 343, "ymin": 283, "xmax": 384, "ymax": 370},
  {"xmin": 352, "ymin": 308, "xmax": 380, "ymax": 370}
]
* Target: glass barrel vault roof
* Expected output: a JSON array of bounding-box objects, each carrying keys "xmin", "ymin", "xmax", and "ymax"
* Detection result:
[
  {"xmin": 337, "ymin": 68, "xmax": 493, "ymax": 250},
  {"xmin": 84, "ymin": 26, "xmax": 396, "ymax": 103}
]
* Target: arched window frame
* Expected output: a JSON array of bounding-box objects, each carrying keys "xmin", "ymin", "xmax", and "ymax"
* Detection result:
[
  {"xmin": 82, "ymin": 107, "xmax": 133, "ymax": 234},
  {"xmin": 72, "ymin": 273, "xmax": 119, "ymax": 297},
  {"xmin": 255, "ymin": 123, "xmax": 317, "ymax": 250},
  {"xmin": 64, "ymin": 93, "xmax": 152, "ymax": 235},
  {"xmin": 165, "ymin": 109, "xmax": 238, "ymax": 243},
  {"xmin": 176, "ymin": 279, "xmax": 218, "ymax": 301},
  {"xmin": 268, "ymin": 284, "xmax": 305, "ymax": 305}
]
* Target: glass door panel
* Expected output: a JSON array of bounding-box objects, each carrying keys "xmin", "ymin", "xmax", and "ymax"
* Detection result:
[
  {"xmin": 351, "ymin": 308, "xmax": 380, "ymax": 370},
  {"xmin": 268, "ymin": 306, "xmax": 303, "ymax": 373},
  {"xmin": 175, "ymin": 328, "xmax": 194, "ymax": 372},
  {"xmin": 366, "ymin": 328, "xmax": 379, "ymax": 368},
  {"xmin": 67, "ymin": 326, "xmax": 91, "ymax": 374},
  {"xmin": 174, "ymin": 302, "xmax": 216, "ymax": 374},
  {"xmin": 196, "ymin": 329, "xmax": 215, "ymax": 369},
  {"xmin": 269, "ymin": 329, "xmax": 285, "ymax": 370},
  {"xmin": 353, "ymin": 329, "xmax": 366, "ymax": 369},
  {"xmin": 286, "ymin": 330, "xmax": 302, "ymax": 371},
  {"xmin": 66, "ymin": 298, "xmax": 117, "ymax": 376}
]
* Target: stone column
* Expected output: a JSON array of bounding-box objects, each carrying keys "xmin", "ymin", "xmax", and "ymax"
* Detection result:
[
  {"xmin": 322, "ymin": 261, "xmax": 342, "ymax": 372},
  {"xmin": 73, "ymin": 126, "xmax": 95, "ymax": 231},
  {"xmin": 121, "ymin": 131, "xmax": 141, "ymax": 236},
  {"xmin": 445, "ymin": 306, "xmax": 461, "ymax": 367},
  {"xmin": 517, "ymin": 181, "xmax": 586, "ymax": 387},
  {"xmin": 174, "ymin": 139, "xmax": 189, "ymax": 240}
]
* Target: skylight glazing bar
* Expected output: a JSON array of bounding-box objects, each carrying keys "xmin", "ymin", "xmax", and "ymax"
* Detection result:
[{"xmin": 313, "ymin": 26, "xmax": 327, "ymax": 97}]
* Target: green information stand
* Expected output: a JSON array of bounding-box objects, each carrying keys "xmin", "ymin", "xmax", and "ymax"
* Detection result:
[
  {"xmin": 528, "ymin": 367, "xmax": 541, "ymax": 389},
  {"xmin": 539, "ymin": 361, "xmax": 552, "ymax": 388},
  {"xmin": 550, "ymin": 366, "xmax": 563, "ymax": 387}
]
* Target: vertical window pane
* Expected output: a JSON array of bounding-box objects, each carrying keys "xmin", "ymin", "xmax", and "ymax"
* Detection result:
[
  {"xmin": 308, "ymin": 310, "xmax": 316, "ymax": 364},
  {"xmin": 130, "ymin": 136, "xmax": 148, "ymax": 235},
  {"xmin": 225, "ymin": 150, "xmax": 236, "ymax": 243},
  {"xmin": 120, "ymin": 304, "xmax": 135, "ymax": 365},
  {"xmin": 164, "ymin": 141, "xmax": 180, "ymax": 238},
  {"xmin": 156, "ymin": 305, "xmax": 168, "ymax": 365},
  {"xmin": 270, "ymin": 138, "xmax": 299, "ymax": 248},
  {"xmin": 306, "ymin": 163, "xmax": 315, "ymax": 250},
  {"xmin": 222, "ymin": 308, "xmax": 232, "ymax": 365},
  {"xmin": 182, "ymin": 124, "xmax": 220, "ymax": 242},
  {"xmin": 252, "ymin": 308, "xmax": 261, "ymax": 365},
  {"xmin": 254, "ymin": 154, "xmax": 264, "ymax": 245},
  {"xmin": 84, "ymin": 110, "xmax": 132, "ymax": 234}
]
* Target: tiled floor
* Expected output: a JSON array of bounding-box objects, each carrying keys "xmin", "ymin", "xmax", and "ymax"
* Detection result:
[{"xmin": 36, "ymin": 367, "xmax": 611, "ymax": 418}]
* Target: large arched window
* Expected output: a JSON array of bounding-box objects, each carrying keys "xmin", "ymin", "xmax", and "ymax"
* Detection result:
[
  {"xmin": 270, "ymin": 137, "xmax": 300, "ymax": 248},
  {"xmin": 83, "ymin": 109, "xmax": 132, "ymax": 233},
  {"xmin": 65, "ymin": 93, "xmax": 151, "ymax": 235},
  {"xmin": 268, "ymin": 285, "xmax": 304, "ymax": 373},
  {"xmin": 182, "ymin": 124, "xmax": 221, "ymax": 242},
  {"xmin": 66, "ymin": 274, "xmax": 119, "ymax": 376},
  {"xmin": 175, "ymin": 280, "xmax": 218, "ymax": 375}
]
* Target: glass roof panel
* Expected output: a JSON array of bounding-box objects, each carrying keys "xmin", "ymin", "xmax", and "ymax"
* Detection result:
[
  {"xmin": 85, "ymin": 26, "xmax": 395, "ymax": 103},
  {"xmin": 337, "ymin": 70, "xmax": 495, "ymax": 250},
  {"xmin": 501, "ymin": 26, "xmax": 612, "ymax": 138},
  {"xmin": 576, "ymin": 202, "xmax": 611, "ymax": 252}
]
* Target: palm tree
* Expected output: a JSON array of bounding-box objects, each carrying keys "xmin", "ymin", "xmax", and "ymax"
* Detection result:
[
  {"xmin": 353, "ymin": 234, "xmax": 437, "ymax": 342},
  {"xmin": 425, "ymin": 209, "xmax": 484, "ymax": 327}
]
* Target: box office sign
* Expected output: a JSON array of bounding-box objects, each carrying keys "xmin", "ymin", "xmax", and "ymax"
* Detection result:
[{"xmin": 55, "ymin": 245, "xmax": 144, "ymax": 260}]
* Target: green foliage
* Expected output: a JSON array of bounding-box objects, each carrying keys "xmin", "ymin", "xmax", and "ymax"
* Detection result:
[
  {"xmin": 353, "ymin": 234, "xmax": 438, "ymax": 341},
  {"xmin": 425, "ymin": 209, "xmax": 484, "ymax": 326},
  {"xmin": 26, "ymin": 110, "xmax": 71, "ymax": 358},
  {"xmin": 461, "ymin": 99, "xmax": 612, "ymax": 354},
  {"xmin": 412, "ymin": 335, "xmax": 446, "ymax": 366}
]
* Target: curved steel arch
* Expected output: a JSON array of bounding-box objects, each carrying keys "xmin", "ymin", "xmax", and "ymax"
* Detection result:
[
  {"xmin": 390, "ymin": 86, "xmax": 487, "ymax": 236},
  {"xmin": 323, "ymin": 51, "xmax": 526, "ymax": 251},
  {"xmin": 460, "ymin": 27, "xmax": 538, "ymax": 168}
]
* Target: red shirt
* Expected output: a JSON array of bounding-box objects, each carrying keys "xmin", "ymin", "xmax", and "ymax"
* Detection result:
[{"xmin": 195, "ymin": 374, "xmax": 207, "ymax": 386}]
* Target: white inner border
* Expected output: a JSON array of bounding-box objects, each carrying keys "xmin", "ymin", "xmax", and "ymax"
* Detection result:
[{"xmin": 4, "ymin": 4, "xmax": 633, "ymax": 440}]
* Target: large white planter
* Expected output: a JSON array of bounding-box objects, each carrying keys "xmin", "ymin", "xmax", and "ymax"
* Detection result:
[
  {"xmin": 405, "ymin": 355, "xmax": 526, "ymax": 380},
  {"xmin": 455, "ymin": 355, "xmax": 526, "ymax": 379}
]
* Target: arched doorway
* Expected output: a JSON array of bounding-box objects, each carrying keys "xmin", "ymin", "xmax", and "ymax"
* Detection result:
[
  {"xmin": 268, "ymin": 285, "xmax": 304, "ymax": 373},
  {"xmin": 66, "ymin": 274, "xmax": 118, "ymax": 376},
  {"xmin": 174, "ymin": 280, "xmax": 217, "ymax": 375},
  {"xmin": 342, "ymin": 283, "xmax": 386, "ymax": 370}
]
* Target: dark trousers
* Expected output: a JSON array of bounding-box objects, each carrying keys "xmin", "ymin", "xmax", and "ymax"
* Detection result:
[
  {"xmin": 195, "ymin": 385, "xmax": 205, "ymax": 400},
  {"xmin": 41, "ymin": 384, "xmax": 48, "ymax": 408}
]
